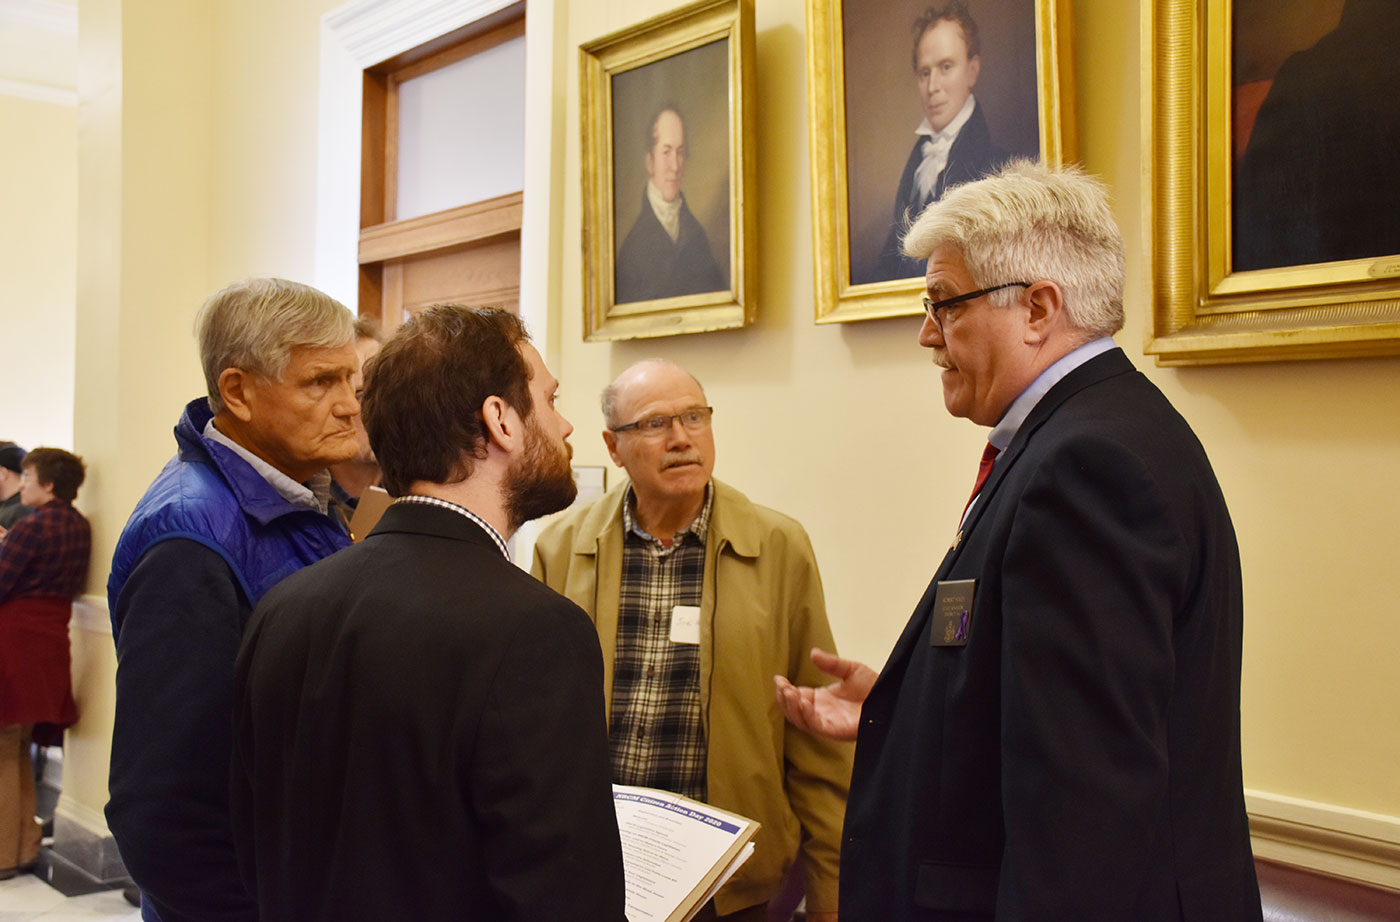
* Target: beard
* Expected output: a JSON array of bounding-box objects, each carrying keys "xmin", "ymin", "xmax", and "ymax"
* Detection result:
[{"xmin": 504, "ymin": 415, "xmax": 577, "ymax": 532}]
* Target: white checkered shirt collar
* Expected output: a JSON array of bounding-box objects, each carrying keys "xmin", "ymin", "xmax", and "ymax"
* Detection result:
[{"xmin": 394, "ymin": 494, "xmax": 510, "ymax": 560}]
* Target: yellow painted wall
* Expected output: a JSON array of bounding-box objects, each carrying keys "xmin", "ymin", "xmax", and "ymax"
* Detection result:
[
  {"xmin": 55, "ymin": 0, "xmax": 1399, "ymax": 839},
  {"xmin": 0, "ymin": 95, "xmax": 77, "ymax": 449},
  {"xmin": 65, "ymin": 0, "xmax": 216, "ymax": 826}
]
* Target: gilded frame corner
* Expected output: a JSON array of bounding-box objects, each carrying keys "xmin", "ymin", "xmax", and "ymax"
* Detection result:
[
  {"xmin": 807, "ymin": 0, "xmax": 1076, "ymax": 324},
  {"xmin": 1144, "ymin": 0, "xmax": 1400, "ymax": 365},
  {"xmin": 579, "ymin": 0, "xmax": 756, "ymax": 341}
]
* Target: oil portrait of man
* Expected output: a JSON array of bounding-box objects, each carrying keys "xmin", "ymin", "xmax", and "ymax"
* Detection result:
[
  {"xmin": 611, "ymin": 39, "xmax": 731, "ymax": 305},
  {"xmin": 843, "ymin": 0, "xmax": 1040, "ymax": 286}
]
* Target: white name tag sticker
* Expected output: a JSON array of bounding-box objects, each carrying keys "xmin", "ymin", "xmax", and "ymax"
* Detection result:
[{"xmin": 669, "ymin": 605, "xmax": 701, "ymax": 645}]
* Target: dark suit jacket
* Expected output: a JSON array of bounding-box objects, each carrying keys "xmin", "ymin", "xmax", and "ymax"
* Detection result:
[
  {"xmin": 872, "ymin": 101, "xmax": 1007, "ymax": 283},
  {"xmin": 615, "ymin": 188, "xmax": 726, "ymax": 303},
  {"xmin": 841, "ymin": 349, "xmax": 1261, "ymax": 921},
  {"xmin": 231, "ymin": 501, "xmax": 627, "ymax": 922}
]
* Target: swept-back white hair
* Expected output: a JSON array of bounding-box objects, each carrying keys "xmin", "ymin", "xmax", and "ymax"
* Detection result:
[{"xmin": 902, "ymin": 159, "xmax": 1126, "ymax": 338}]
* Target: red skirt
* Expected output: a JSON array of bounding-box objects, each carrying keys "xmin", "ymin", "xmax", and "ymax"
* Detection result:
[{"xmin": 0, "ymin": 596, "xmax": 79, "ymax": 728}]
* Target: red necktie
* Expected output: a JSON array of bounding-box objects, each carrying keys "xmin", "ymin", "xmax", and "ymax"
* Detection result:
[{"xmin": 962, "ymin": 442, "xmax": 1000, "ymax": 520}]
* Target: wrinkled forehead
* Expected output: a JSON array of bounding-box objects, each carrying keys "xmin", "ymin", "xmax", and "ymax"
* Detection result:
[
  {"xmin": 923, "ymin": 242, "xmax": 975, "ymax": 294},
  {"xmin": 615, "ymin": 366, "xmax": 705, "ymax": 419}
]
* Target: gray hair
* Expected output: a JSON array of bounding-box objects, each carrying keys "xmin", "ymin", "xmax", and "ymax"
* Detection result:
[
  {"xmin": 600, "ymin": 359, "xmax": 706, "ymax": 428},
  {"xmin": 195, "ymin": 278, "xmax": 355, "ymax": 414},
  {"xmin": 901, "ymin": 159, "xmax": 1126, "ymax": 338}
]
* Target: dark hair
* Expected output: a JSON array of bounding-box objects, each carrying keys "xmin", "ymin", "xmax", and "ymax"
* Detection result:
[
  {"xmin": 0, "ymin": 444, "xmax": 25, "ymax": 474},
  {"xmin": 644, "ymin": 103, "xmax": 685, "ymax": 152},
  {"xmin": 362, "ymin": 304, "xmax": 533, "ymax": 497},
  {"xmin": 911, "ymin": 1, "xmax": 980, "ymax": 71},
  {"xmin": 23, "ymin": 447, "xmax": 86, "ymax": 502}
]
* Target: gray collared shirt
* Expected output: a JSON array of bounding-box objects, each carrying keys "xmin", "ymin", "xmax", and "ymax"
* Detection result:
[{"xmin": 203, "ymin": 419, "xmax": 333, "ymax": 514}]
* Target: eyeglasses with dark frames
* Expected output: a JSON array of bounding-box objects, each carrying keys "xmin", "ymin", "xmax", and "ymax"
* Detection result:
[
  {"xmin": 610, "ymin": 406, "xmax": 715, "ymax": 436},
  {"xmin": 922, "ymin": 282, "xmax": 1031, "ymax": 332}
]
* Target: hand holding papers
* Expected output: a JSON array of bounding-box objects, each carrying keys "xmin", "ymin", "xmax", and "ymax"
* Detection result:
[{"xmin": 612, "ymin": 785, "xmax": 759, "ymax": 922}]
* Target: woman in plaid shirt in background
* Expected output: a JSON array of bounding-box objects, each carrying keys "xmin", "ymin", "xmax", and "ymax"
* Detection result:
[{"xmin": 0, "ymin": 447, "xmax": 90, "ymax": 880}]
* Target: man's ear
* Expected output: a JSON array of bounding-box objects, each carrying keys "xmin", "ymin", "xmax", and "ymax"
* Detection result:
[
  {"xmin": 968, "ymin": 53, "xmax": 981, "ymax": 87},
  {"xmin": 480, "ymin": 395, "xmax": 521, "ymax": 453},
  {"xmin": 603, "ymin": 429, "xmax": 624, "ymax": 467},
  {"xmin": 1023, "ymin": 280, "xmax": 1066, "ymax": 345},
  {"xmin": 217, "ymin": 368, "xmax": 256, "ymax": 422}
]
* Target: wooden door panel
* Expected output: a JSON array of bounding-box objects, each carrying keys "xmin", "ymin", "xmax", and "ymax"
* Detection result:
[{"xmin": 398, "ymin": 234, "xmax": 521, "ymax": 314}]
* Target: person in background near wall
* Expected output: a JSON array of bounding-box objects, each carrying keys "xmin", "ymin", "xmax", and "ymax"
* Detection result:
[
  {"xmin": 327, "ymin": 314, "xmax": 384, "ymax": 523},
  {"xmin": 875, "ymin": 1, "xmax": 1007, "ymax": 282},
  {"xmin": 106, "ymin": 278, "xmax": 359, "ymax": 922},
  {"xmin": 533, "ymin": 359, "xmax": 852, "ymax": 922},
  {"xmin": 233, "ymin": 305, "xmax": 626, "ymax": 922},
  {"xmin": 0, "ymin": 448, "xmax": 90, "ymax": 880},
  {"xmin": 0, "ymin": 444, "xmax": 35, "ymax": 533},
  {"xmin": 779, "ymin": 161, "xmax": 1261, "ymax": 921}
]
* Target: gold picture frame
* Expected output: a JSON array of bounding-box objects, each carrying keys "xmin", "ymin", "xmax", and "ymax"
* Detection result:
[
  {"xmin": 808, "ymin": 0, "xmax": 1075, "ymax": 324},
  {"xmin": 1144, "ymin": 0, "xmax": 1400, "ymax": 365},
  {"xmin": 579, "ymin": 0, "xmax": 756, "ymax": 341}
]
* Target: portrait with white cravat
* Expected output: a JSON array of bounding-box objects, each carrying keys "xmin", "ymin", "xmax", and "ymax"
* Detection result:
[{"xmin": 842, "ymin": 0, "xmax": 1042, "ymax": 286}]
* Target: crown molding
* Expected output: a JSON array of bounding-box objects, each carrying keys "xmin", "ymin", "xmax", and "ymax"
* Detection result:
[
  {"xmin": 324, "ymin": 0, "xmax": 516, "ymax": 68},
  {"xmin": 0, "ymin": 77, "xmax": 76, "ymax": 106},
  {"xmin": 0, "ymin": 0, "xmax": 76, "ymax": 34}
]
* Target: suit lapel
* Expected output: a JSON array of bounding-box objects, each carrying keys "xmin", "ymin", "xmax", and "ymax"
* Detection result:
[
  {"xmin": 956, "ymin": 347, "xmax": 1135, "ymax": 547},
  {"xmin": 869, "ymin": 349, "xmax": 1135, "ymax": 694}
]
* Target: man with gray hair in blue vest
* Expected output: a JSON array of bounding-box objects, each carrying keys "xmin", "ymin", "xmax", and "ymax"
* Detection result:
[{"xmin": 107, "ymin": 278, "xmax": 361, "ymax": 922}]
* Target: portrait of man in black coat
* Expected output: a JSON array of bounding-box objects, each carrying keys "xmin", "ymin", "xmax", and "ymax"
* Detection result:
[
  {"xmin": 615, "ymin": 104, "xmax": 728, "ymax": 303},
  {"xmin": 875, "ymin": 1, "xmax": 1008, "ymax": 281},
  {"xmin": 841, "ymin": 0, "xmax": 1041, "ymax": 287}
]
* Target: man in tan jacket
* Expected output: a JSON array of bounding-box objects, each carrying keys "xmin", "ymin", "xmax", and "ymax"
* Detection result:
[{"xmin": 532, "ymin": 359, "xmax": 851, "ymax": 922}]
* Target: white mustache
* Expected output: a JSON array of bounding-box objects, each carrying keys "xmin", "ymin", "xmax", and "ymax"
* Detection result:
[{"xmin": 930, "ymin": 349, "xmax": 953, "ymax": 370}]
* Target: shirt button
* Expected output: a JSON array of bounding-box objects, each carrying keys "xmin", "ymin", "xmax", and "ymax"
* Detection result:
[
  {"xmin": 636, "ymin": 728, "xmax": 645, "ymax": 740},
  {"xmin": 646, "ymin": 666, "xmax": 656, "ymax": 679},
  {"xmin": 652, "ymin": 614, "xmax": 661, "ymax": 625}
]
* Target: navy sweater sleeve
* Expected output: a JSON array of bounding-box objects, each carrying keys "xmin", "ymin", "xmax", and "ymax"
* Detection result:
[{"xmin": 107, "ymin": 539, "xmax": 257, "ymax": 922}]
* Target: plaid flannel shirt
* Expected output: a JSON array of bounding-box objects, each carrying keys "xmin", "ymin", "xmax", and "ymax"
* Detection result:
[
  {"xmin": 608, "ymin": 484, "xmax": 713, "ymax": 801},
  {"xmin": 0, "ymin": 500, "xmax": 91, "ymax": 603}
]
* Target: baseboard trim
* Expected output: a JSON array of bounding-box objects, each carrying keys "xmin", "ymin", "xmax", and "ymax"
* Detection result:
[
  {"xmin": 1247, "ymin": 790, "xmax": 1400, "ymax": 892},
  {"xmin": 51, "ymin": 800, "xmax": 127, "ymax": 884}
]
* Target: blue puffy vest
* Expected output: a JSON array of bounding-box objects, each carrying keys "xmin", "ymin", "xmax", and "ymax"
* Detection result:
[{"xmin": 107, "ymin": 398, "xmax": 351, "ymax": 635}]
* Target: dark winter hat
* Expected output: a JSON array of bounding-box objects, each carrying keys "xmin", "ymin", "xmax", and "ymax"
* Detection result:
[{"xmin": 0, "ymin": 445, "xmax": 27, "ymax": 474}]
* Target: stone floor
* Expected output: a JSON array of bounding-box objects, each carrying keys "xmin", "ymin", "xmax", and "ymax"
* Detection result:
[
  {"xmin": 0, "ymin": 748, "xmax": 136, "ymax": 921},
  {"xmin": 0, "ymin": 875, "xmax": 138, "ymax": 922}
]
